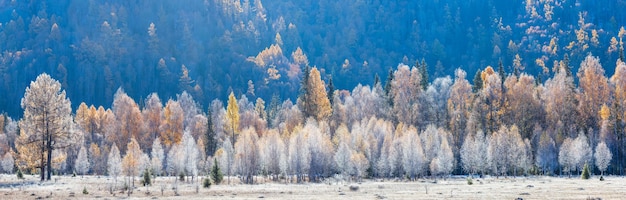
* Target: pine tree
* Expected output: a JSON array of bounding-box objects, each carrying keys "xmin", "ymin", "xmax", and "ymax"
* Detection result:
[
  {"xmin": 210, "ymin": 157, "xmax": 223, "ymax": 185},
  {"xmin": 419, "ymin": 59, "xmax": 429, "ymax": 90},
  {"xmin": 498, "ymin": 59, "xmax": 505, "ymax": 87},
  {"xmin": 374, "ymin": 73, "xmax": 381, "ymax": 86},
  {"xmin": 581, "ymin": 162, "xmax": 590, "ymax": 179},
  {"xmin": 327, "ymin": 75, "xmax": 335, "ymax": 106},
  {"xmin": 205, "ymin": 108, "xmax": 217, "ymax": 157},
  {"xmin": 472, "ymin": 70, "xmax": 483, "ymax": 93},
  {"xmin": 299, "ymin": 65, "xmax": 311, "ymax": 118},
  {"xmin": 384, "ymin": 68, "xmax": 395, "ymax": 106}
]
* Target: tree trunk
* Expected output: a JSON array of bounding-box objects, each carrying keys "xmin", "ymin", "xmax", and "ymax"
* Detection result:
[{"xmin": 46, "ymin": 133, "xmax": 53, "ymax": 180}]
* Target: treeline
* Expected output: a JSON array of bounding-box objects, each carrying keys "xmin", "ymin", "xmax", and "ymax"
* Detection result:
[
  {"xmin": 2, "ymin": 0, "xmax": 626, "ymax": 119},
  {"xmin": 0, "ymin": 54, "xmax": 624, "ymax": 183}
]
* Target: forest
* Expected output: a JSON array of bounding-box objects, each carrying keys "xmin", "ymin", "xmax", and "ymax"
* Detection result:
[{"xmin": 1, "ymin": 0, "xmax": 626, "ymax": 186}]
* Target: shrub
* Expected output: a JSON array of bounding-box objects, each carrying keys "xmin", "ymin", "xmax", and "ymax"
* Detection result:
[
  {"xmin": 581, "ymin": 163, "xmax": 590, "ymax": 180},
  {"xmin": 599, "ymin": 176, "xmax": 604, "ymax": 181},
  {"xmin": 467, "ymin": 177, "xmax": 473, "ymax": 185},
  {"xmin": 210, "ymin": 158, "xmax": 223, "ymax": 185},
  {"xmin": 142, "ymin": 169, "xmax": 151, "ymax": 186},
  {"xmin": 203, "ymin": 178, "xmax": 211, "ymax": 188},
  {"xmin": 82, "ymin": 187, "xmax": 89, "ymax": 195},
  {"xmin": 16, "ymin": 169, "xmax": 23, "ymax": 179},
  {"xmin": 178, "ymin": 172, "xmax": 185, "ymax": 182}
]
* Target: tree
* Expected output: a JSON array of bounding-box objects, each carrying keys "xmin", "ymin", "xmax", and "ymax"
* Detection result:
[
  {"xmin": 594, "ymin": 142, "xmax": 612, "ymax": 176},
  {"xmin": 259, "ymin": 129, "xmax": 286, "ymax": 180},
  {"xmin": 488, "ymin": 125, "xmax": 526, "ymax": 176},
  {"xmin": 108, "ymin": 143, "xmax": 122, "ymax": 183},
  {"xmin": 210, "ymin": 157, "xmax": 223, "ymax": 184},
  {"xmin": 2, "ymin": 152, "xmax": 14, "ymax": 173},
  {"xmin": 334, "ymin": 142, "xmax": 352, "ymax": 179},
  {"xmin": 402, "ymin": 126, "xmax": 425, "ymax": 180},
  {"xmin": 181, "ymin": 130, "xmax": 199, "ymax": 182},
  {"xmin": 74, "ymin": 145, "xmax": 90, "ymax": 177},
  {"xmin": 288, "ymin": 127, "xmax": 311, "ymax": 183},
  {"xmin": 142, "ymin": 93, "xmax": 163, "ymax": 147},
  {"xmin": 150, "ymin": 137, "xmax": 164, "ymax": 176},
  {"xmin": 461, "ymin": 131, "xmax": 488, "ymax": 176},
  {"xmin": 112, "ymin": 89, "xmax": 144, "ymax": 153},
  {"xmin": 299, "ymin": 67, "xmax": 332, "ymax": 121},
  {"xmin": 448, "ymin": 69, "xmax": 473, "ymax": 162},
  {"xmin": 122, "ymin": 138, "xmax": 143, "ymax": 188},
  {"xmin": 226, "ymin": 92, "xmax": 240, "ymax": 142},
  {"xmin": 18, "ymin": 73, "xmax": 75, "ymax": 181},
  {"xmin": 433, "ymin": 137, "xmax": 454, "ymax": 178},
  {"xmin": 234, "ymin": 128, "xmax": 259, "ymax": 184},
  {"xmin": 577, "ymin": 55, "xmax": 609, "ymax": 132},
  {"xmin": 205, "ymin": 108, "xmax": 218, "ymax": 157},
  {"xmin": 160, "ymin": 99, "xmax": 184, "ymax": 147},
  {"xmin": 391, "ymin": 64, "xmax": 422, "ymax": 126},
  {"xmin": 536, "ymin": 132, "xmax": 558, "ymax": 174},
  {"xmin": 559, "ymin": 137, "xmax": 576, "ymax": 177}
]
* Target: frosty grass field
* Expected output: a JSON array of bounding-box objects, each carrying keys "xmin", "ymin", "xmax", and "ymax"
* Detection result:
[{"xmin": 0, "ymin": 174, "xmax": 624, "ymax": 199}]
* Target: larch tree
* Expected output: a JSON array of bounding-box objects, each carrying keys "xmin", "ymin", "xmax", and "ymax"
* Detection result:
[
  {"xmin": 306, "ymin": 120, "xmax": 334, "ymax": 182},
  {"xmin": 433, "ymin": 137, "xmax": 454, "ymax": 178},
  {"xmin": 307, "ymin": 67, "xmax": 332, "ymax": 121},
  {"xmin": 108, "ymin": 143, "xmax": 122, "ymax": 183},
  {"xmin": 150, "ymin": 137, "xmax": 164, "ymax": 176},
  {"xmin": 234, "ymin": 128, "xmax": 259, "ymax": 184},
  {"xmin": 480, "ymin": 66, "xmax": 504, "ymax": 134},
  {"xmin": 460, "ymin": 131, "xmax": 488, "ymax": 176},
  {"xmin": 122, "ymin": 138, "xmax": 143, "ymax": 188},
  {"xmin": 112, "ymin": 89, "xmax": 144, "ymax": 153},
  {"xmin": 226, "ymin": 92, "xmax": 240, "ymax": 142},
  {"xmin": 74, "ymin": 145, "xmax": 90, "ymax": 177},
  {"xmin": 503, "ymin": 74, "xmax": 543, "ymax": 139},
  {"xmin": 391, "ymin": 64, "xmax": 422, "ymax": 126},
  {"xmin": 542, "ymin": 62, "xmax": 577, "ymax": 140},
  {"xmin": 160, "ymin": 99, "xmax": 184, "ymax": 147},
  {"xmin": 18, "ymin": 73, "xmax": 75, "ymax": 181},
  {"xmin": 488, "ymin": 125, "xmax": 525, "ymax": 176},
  {"xmin": 218, "ymin": 138, "xmax": 234, "ymax": 184},
  {"xmin": 577, "ymin": 55, "xmax": 609, "ymax": 133},
  {"xmin": 448, "ymin": 69, "xmax": 473, "ymax": 163},
  {"xmin": 142, "ymin": 93, "xmax": 163, "ymax": 149},
  {"xmin": 259, "ymin": 129, "xmax": 286, "ymax": 180}
]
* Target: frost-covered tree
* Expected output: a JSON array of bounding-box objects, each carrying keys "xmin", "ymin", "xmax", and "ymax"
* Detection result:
[
  {"xmin": 432, "ymin": 137, "xmax": 454, "ymax": 177},
  {"xmin": 1, "ymin": 152, "xmax": 14, "ymax": 173},
  {"xmin": 259, "ymin": 129, "xmax": 286, "ymax": 180},
  {"xmin": 18, "ymin": 73, "xmax": 75, "ymax": 181},
  {"xmin": 535, "ymin": 132, "xmax": 558, "ymax": 174},
  {"xmin": 218, "ymin": 138, "xmax": 234, "ymax": 184},
  {"xmin": 74, "ymin": 145, "xmax": 90, "ymax": 177},
  {"xmin": 461, "ymin": 131, "xmax": 488, "ymax": 176},
  {"xmin": 402, "ymin": 126, "xmax": 425, "ymax": 180},
  {"xmin": 573, "ymin": 132, "xmax": 592, "ymax": 172},
  {"xmin": 488, "ymin": 125, "xmax": 526, "ymax": 176},
  {"xmin": 594, "ymin": 142, "xmax": 612, "ymax": 176},
  {"xmin": 334, "ymin": 142, "xmax": 352, "ymax": 178},
  {"xmin": 559, "ymin": 137, "xmax": 576, "ymax": 176},
  {"xmin": 166, "ymin": 144, "xmax": 183, "ymax": 177},
  {"xmin": 288, "ymin": 127, "xmax": 310, "ymax": 183},
  {"xmin": 107, "ymin": 143, "xmax": 122, "ymax": 182},
  {"xmin": 122, "ymin": 138, "xmax": 143, "ymax": 187},
  {"xmin": 181, "ymin": 130, "xmax": 199, "ymax": 182},
  {"xmin": 150, "ymin": 137, "xmax": 164, "ymax": 176}
]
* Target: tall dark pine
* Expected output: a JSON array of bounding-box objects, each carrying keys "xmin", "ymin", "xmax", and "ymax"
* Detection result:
[
  {"xmin": 267, "ymin": 93, "xmax": 281, "ymax": 128},
  {"xmin": 472, "ymin": 70, "xmax": 483, "ymax": 93},
  {"xmin": 374, "ymin": 73, "xmax": 381, "ymax": 87},
  {"xmin": 384, "ymin": 68, "xmax": 395, "ymax": 106},
  {"xmin": 563, "ymin": 54, "xmax": 572, "ymax": 77},
  {"xmin": 299, "ymin": 65, "xmax": 311, "ymax": 118},
  {"xmin": 327, "ymin": 75, "xmax": 335, "ymax": 106},
  {"xmin": 205, "ymin": 108, "xmax": 217, "ymax": 157},
  {"xmin": 498, "ymin": 59, "xmax": 505, "ymax": 84},
  {"xmin": 419, "ymin": 59, "xmax": 429, "ymax": 90}
]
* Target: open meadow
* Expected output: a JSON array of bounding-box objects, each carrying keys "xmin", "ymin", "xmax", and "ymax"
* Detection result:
[{"xmin": 0, "ymin": 174, "xmax": 623, "ymax": 199}]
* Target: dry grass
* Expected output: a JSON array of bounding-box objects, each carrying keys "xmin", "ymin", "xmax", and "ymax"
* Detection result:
[{"xmin": 0, "ymin": 174, "xmax": 624, "ymax": 199}]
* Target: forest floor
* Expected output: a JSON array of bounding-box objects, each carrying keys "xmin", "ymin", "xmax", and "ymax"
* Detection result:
[{"xmin": 0, "ymin": 174, "xmax": 623, "ymax": 199}]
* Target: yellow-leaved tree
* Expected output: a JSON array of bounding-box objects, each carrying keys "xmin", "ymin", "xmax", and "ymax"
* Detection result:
[{"xmin": 226, "ymin": 92, "xmax": 240, "ymax": 142}]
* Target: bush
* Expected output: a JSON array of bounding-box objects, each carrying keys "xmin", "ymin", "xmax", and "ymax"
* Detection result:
[
  {"xmin": 599, "ymin": 176, "xmax": 605, "ymax": 181},
  {"xmin": 210, "ymin": 158, "xmax": 223, "ymax": 185},
  {"xmin": 142, "ymin": 169, "xmax": 151, "ymax": 186},
  {"xmin": 467, "ymin": 177, "xmax": 473, "ymax": 185},
  {"xmin": 178, "ymin": 172, "xmax": 185, "ymax": 182},
  {"xmin": 82, "ymin": 187, "xmax": 89, "ymax": 195},
  {"xmin": 16, "ymin": 169, "xmax": 23, "ymax": 179},
  {"xmin": 203, "ymin": 178, "xmax": 212, "ymax": 188},
  {"xmin": 581, "ymin": 163, "xmax": 591, "ymax": 180}
]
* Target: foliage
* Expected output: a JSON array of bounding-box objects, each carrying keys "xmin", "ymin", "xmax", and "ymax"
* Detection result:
[
  {"xmin": 16, "ymin": 169, "xmax": 23, "ymax": 179},
  {"xmin": 203, "ymin": 177, "xmax": 211, "ymax": 188},
  {"xmin": 210, "ymin": 157, "xmax": 223, "ymax": 185},
  {"xmin": 142, "ymin": 169, "xmax": 151, "ymax": 186},
  {"xmin": 581, "ymin": 162, "xmax": 591, "ymax": 180},
  {"xmin": 82, "ymin": 187, "xmax": 89, "ymax": 195}
]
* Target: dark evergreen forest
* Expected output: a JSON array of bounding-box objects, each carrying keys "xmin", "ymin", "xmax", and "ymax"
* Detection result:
[{"xmin": 1, "ymin": 0, "xmax": 625, "ymax": 117}]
